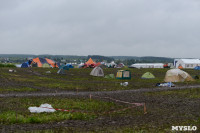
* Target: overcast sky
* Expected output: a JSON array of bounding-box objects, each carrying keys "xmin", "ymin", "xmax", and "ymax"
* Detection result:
[{"xmin": 0, "ymin": 0, "xmax": 200, "ymax": 58}]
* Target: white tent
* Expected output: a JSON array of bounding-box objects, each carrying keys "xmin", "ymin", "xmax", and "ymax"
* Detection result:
[
  {"xmin": 107, "ymin": 61, "xmax": 117, "ymax": 68},
  {"xmin": 164, "ymin": 69, "xmax": 194, "ymax": 82},
  {"xmin": 129, "ymin": 63, "xmax": 164, "ymax": 68},
  {"xmin": 174, "ymin": 59, "xmax": 200, "ymax": 69},
  {"xmin": 90, "ymin": 67, "xmax": 104, "ymax": 77}
]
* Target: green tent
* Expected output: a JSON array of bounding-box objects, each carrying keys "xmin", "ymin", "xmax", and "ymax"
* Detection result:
[
  {"xmin": 141, "ymin": 72, "xmax": 155, "ymax": 79},
  {"xmin": 42, "ymin": 63, "xmax": 51, "ymax": 68},
  {"xmin": 105, "ymin": 74, "xmax": 115, "ymax": 79}
]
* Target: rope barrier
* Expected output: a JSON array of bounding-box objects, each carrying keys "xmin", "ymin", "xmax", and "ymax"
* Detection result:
[{"xmin": 38, "ymin": 94, "xmax": 147, "ymax": 114}]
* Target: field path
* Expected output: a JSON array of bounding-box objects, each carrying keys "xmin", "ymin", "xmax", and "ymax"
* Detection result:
[{"xmin": 1, "ymin": 84, "xmax": 200, "ymax": 98}]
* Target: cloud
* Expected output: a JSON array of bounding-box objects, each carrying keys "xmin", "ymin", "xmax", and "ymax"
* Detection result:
[{"xmin": 0, "ymin": 0, "xmax": 200, "ymax": 58}]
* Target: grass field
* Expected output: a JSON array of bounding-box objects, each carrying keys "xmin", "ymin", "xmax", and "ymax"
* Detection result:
[{"xmin": 0, "ymin": 67, "xmax": 199, "ymax": 132}]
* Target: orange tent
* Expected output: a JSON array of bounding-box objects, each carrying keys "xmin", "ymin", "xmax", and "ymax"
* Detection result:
[
  {"xmin": 31, "ymin": 57, "xmax": 58, "ymax": 68},
  {"xmin": 85, "ymin": 58, "xmax": 96, "ymax": 65},
  {"xmin": 45, "ymin": 58, "xmax": 58, "ymax": 68},
  {"xmin": 178, "ymin": 65, "xmax": 183, "ymax": 69}
]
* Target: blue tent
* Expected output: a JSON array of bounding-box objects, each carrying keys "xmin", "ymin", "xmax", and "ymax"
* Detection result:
[
  {"xmin": 21, "ymin": 62, "xmax": 29, "ymax": 68},
  {"xmin": 59, "ymin": 64, "xmax": 74, "ymax": 70},
  {"xmin": 66, "ymin": 64, "xmax": 74, "ymax": 68},
  {"xmin": 194, "ymin": 66, "xmax": 200, "ymax": 70}
]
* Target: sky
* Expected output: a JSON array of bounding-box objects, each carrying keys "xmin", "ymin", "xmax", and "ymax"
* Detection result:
[{"xmin": 0, "ymin": 0, "xmax": 200, "ymax": 58}]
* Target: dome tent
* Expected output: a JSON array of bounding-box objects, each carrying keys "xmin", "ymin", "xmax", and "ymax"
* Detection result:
[
  {"xmin": 90, "ymin": 67, "xmax": 104, "ymax": 77},
  {"xmin": 164, "ymin": 69, "xmax": 194, "ymax": 82},
  {"xmin": 21, "ymin": 62, "xmax": 29, "ymax": 68},
  {"xmin": 141, "ymin": 72, "xmax": 155, "ymax": 79}
]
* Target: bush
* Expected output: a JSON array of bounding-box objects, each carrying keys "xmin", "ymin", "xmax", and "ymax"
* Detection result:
[{"xmin": 0, "ymin": 63, "xmax": 16, "ymax": 67}]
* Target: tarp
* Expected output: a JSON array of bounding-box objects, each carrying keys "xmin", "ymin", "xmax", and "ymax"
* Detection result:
[
  {"xmin": 28, "ymin": 104, "xmax": 56, "ymax": 113},
  {"xmin": 141, "ymin": 72, "xmax": 155, "ymax": 79}
]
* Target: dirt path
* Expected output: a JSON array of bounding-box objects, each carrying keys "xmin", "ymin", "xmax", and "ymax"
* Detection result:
[{"xmin": 1, "ymin": 84, "xmax": 200, "ymax": 98}]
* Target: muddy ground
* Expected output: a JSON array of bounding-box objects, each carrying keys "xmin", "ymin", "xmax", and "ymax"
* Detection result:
[{"xmin": 0, "ymin": 68, "xmax": 200, "ymax": 132}]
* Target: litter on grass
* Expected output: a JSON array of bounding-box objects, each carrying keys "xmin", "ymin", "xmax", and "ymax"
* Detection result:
[
  {"xmin": 28, "ymin": 103, "xmax": 56, "ymax": 113},
  {"xmin": 9, "ymin": 69, "xmax": 16, "ymax": 73},
  {"xmin": 120, "ymin": 82, "xmax": 128, "ymax": 86},
  {"xmin": 46, "ymin": 71, "xmax": 51, "ymax": 74},
  {"xmin": 156, "ymin": 82, "xmax": 175, "ymax": 87}
]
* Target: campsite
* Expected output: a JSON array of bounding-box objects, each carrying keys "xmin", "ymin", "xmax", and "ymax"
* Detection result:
[{"xmin": 0, "ymin": 65, "xmax": 200, "ymax": 132}]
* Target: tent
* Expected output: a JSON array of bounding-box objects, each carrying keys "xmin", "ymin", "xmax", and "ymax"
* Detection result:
[
  {"xmin": 21, "ymin": 62, "xmax": 29, "ymax": 68},
  {"xmin": 42, "ymin": 63, "xmax": 51, "ymax": 68},
  {"xmin": 66, "ymin": 64, "xmax": 74, "ymax": 68},
  {"xmin": 84, "ymin": 58, "xmax": 96, "ymax": 68},
  {"xmin": 57, "ymin": 69, "xmax": 66, "ymax": 75},
  {"xmin": 164, "ymin": 69, "xmax": 194, "ymax": 82},
  {"xmin": 178, "ymin": 65, "xmax": 183, "ymax": 69},
  {"xmin": 31, "ymin": 57, "xmax": 58, "ymax": 68},
  {"xmin": 116, "ymin": 63, "xmax": 125, "ymax": 68},
  {"xmin": 78, "ymin": 63, "xmax": 84, "ymax": 68},
  {"xmin": 90, "ymin": 67, "xmax": 104, "ymax": 77},
  {"xmin": 60, "ymin": 64, "xmax": 73, "ymax": 70},
  {"xmin": 105, "ymin": 74, "xmax": 115, "ymax": 79},
  {"xmin": 141, "ymin": 72, "xmax": 155, "ymax": 79},
  {"xmin": 116, "ymin": 70, "xmax": 131, "ymax": 79},
  {"xmin": 194, "ymin": 66, "xmax": 200, "ymax": 70},
  {"xmin": 107, "ymin": 61, "xmax": 117, "ymax": 68},
  {"xmin": 86, "ymin": 58, "xmax": 95, "ymax": 65}
]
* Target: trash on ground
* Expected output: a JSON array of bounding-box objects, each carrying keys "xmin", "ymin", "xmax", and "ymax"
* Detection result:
[
  {"xmin": 156, "ymin": 82, "xmax": 175, "ymax": 87},
  {"xmin": 46, "ymin": 71, "xmax": 51, "ymax": 74},
  {"xmin": 9, "ymin": 69, "xmax": 16, "ymax": 72},
  {"xmin": 28, "ymin": 103, "xmax": 56, "ymax": 113},
  {"xmin": 120, "ymin": 82, "xmax": 128, "ymax": 86}
]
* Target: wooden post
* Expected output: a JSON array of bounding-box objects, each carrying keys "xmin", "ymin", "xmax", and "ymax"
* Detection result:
[
  {"xmin": 16, "ymin": 112, "xmax": 18, "ymax": 122},
  {"xmin": 76, "ymin": 87, "xmax": 78, "ymax": 93},
  {"xmin": 144, "ymin": 103, "xmax": 147, "ymax": 114},
  {"xmin": 90, "ymin": 94, "xmax": 92, "ymax": 101}
]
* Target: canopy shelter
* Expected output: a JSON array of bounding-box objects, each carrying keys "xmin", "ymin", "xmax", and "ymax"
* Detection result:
[{"xmin": 116, "ymin": 70, "xmax": 131, "ymax": 79}]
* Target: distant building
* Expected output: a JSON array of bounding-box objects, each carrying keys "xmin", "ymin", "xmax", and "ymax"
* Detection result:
[
  {"xmin": 174, "ymin": 59, "xmax": 200, "ymax": 69},
  {"xmin": 129, "ymin": 63, "xmax": 164, "ymax": 68}
]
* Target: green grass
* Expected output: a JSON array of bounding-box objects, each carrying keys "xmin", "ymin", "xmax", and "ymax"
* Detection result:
[
  {"xmin": 0, "ymin": 97, "xmax": 124, "ymax": 124},
  {"xmin": 1, "ymin": 67, "xmax": 200, "ymax": 92}
]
